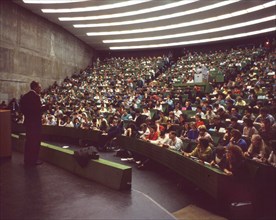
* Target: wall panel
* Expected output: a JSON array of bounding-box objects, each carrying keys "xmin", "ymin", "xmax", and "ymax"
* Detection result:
[{"xmin": 0, "ymin": 1, "xmax": 95, "ymax": 102}]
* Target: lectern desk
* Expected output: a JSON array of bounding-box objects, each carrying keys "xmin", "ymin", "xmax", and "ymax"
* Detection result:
[{"xmin": 0, "ymin": 110, "xmax": 12, "ymax": 157}]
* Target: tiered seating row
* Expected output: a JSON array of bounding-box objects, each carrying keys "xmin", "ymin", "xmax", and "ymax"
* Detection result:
[{"xmin": 12, "ymin": 124, "xmax": 276, "ymax": 205}]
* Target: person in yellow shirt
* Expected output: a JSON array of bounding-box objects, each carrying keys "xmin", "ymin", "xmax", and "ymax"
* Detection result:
[
  {"xmin": 183, "ymin": 137, "xmax": 213, "ymax": 163},
  {"xmin": 235, "ymin": 96, "xmax": 247, "ymax": 106}
]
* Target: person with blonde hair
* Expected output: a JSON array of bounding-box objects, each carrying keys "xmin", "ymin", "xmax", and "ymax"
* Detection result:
[
  {"xmin": 244, "ymin": 134, "xmax": 270, "ymax": 163},
  {"xmin": 197, "ymin": 125, "xmax": 214, "ymax": 145}
]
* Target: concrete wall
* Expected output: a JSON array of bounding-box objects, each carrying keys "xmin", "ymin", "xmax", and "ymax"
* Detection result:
[{"xmin": 0, "ymin": 1, "xmax": 95, "ymax": 103}]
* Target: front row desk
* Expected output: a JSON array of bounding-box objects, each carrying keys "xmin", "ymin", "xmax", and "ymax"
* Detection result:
[
  {"xmin": 12, "ymin": 124, "xmax": 275, "ymax": 206},
  {"xmin": 0, "ymin": 110, "xmax": 12, "ymax": 158},
  {"xmin": 117, "ymin": 136, "xmax": 230, "ymax": 201},
  {"xmin": 11, "ymin": 125, "xmax": 131, "ymax": 191}
]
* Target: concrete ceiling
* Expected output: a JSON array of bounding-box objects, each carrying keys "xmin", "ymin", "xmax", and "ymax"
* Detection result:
[{"xmin": 14, "ymin": 0, "xmax": 276, "ymax": 51}]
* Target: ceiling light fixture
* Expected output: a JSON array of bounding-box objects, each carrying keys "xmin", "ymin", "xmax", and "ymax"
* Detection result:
[
  {"xmin": 71, "ymin": 0, "xmax": 199, "ymax": 24},
  {"xmin": 41, "ymin": 0, "xmax": 151, "ymax": 13},
  {"xmin": 109, "ymin": 27, "xmax": 276, "ymax": 50},
  {"xmin": 86, "ymin": 1, "xmax": 275, "ymax": 36},
  {"xmin": 23, "ymin": 0, "xmax": 89, "ymax": 3},
  {"xmin": 60, "ymin": 0, "xmax": 209, "ymax": 21},
  {"xmin": 103, "ymin": 16, "xmax": 276, "ymax": 43}
]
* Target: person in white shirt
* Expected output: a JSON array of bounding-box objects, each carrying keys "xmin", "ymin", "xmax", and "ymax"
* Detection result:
[
  {"xmin": 107, "ymin": 104, "xmax": 116, "ymax": 114},
  {"xmin": 99, "ymin": 105, "xmax": 107, "ymax": 114},
  {"xmin": 196, "ymin": 106, "xmax": 206, "ymax": 119},
  {"xmin": 149, "ymin": 130, "xmax": 169, "ymax": 146},
  {"xmin": 139, "ymin": 123, "xmax": 150, "ymax": 139},
  {"xmin": 54, "ymin": 106, "xmax": 63, "ymax": 117},
  {"xmin": 186, "ymin": 75, "xmax": 194, "ymax": 83},
  {"xmin": 162, "ymin": 131, "xmax": 183, "ymax": 152},
  {"xmin": 59, "ymin": 115, "xmax": 74, "ymax": 127},
  {"xmin": 173, "ymin": 105, "xmax": 182, "ymax": 119},
  {"xmin": 154, "ymin": 101, "xmax": 163, "ymax": 112},
  {"xmin": 47, "ymin": 115, "xmax": 57, "ymax": 126},
  {"xmin": 141, "ymin": 107, "xmax": 151, "ymax": 118}
]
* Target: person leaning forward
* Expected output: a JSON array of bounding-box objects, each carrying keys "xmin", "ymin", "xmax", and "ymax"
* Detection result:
[{"xmin": 20, "ymin": 81, "xmax": 48, "ymax": 166}]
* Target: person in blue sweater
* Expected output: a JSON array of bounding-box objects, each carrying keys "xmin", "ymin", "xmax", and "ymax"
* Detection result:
[
  {"xmin": 227, "ymin": 129, "xmax": 248, "ymax": 152},
  {"xmin": 185, "ymin": 122, "xmax": 199, "ymax": 142}
]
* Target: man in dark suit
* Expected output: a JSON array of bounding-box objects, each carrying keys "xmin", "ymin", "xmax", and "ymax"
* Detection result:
[{"xmin": 20, "ymin": 81, "xmax": 48, "ymax": 166}]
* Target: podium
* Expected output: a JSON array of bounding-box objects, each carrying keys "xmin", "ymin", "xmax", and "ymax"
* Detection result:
[
  {"xmin": 196, "ymin": 66, "xmax": 209, "ymax": 83},
  {"xmin": 0, "ymin": 110, "xmax": 12, "ymax": 157},
  {"xmin": 194, "ymin": 73, "xmax": 203, "ymax": 83}
]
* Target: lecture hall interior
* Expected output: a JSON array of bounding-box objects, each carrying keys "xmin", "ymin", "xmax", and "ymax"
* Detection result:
[{"xmin": 0, "ymin": 1, "xmax": 275, "ymax": 220}]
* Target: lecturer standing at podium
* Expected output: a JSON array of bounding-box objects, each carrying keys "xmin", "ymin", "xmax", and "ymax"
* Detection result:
[{"xmin": 20, "ymin": 81, "xmax": 47, "ymax": 166}]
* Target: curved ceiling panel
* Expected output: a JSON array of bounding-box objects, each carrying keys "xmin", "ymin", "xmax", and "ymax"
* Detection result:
[{"xmin": 15, "ymin": 0, "xmax": 276, "ymax": 50}]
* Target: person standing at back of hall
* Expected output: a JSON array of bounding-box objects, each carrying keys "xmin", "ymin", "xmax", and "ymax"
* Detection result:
[{"xmin": 20, "ymin": 81, "xmax": 48, "ymax": 166}]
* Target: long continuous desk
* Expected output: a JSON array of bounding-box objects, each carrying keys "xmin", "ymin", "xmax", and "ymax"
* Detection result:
[
  {"xmin": 172, "ymin": 82, "xmax": 211, "ymax": 93},
  {"xmin": 0, "ymin": 110, "xmax": 12, "ymax": 157},
  {"xmin": 116, "ymin": 136, "xmax": 231, "ymax": 201},
  {"xmin": 11, "ymin": 124, "xmax": 131, "ymax": 191},
  {"xmin": 116, "ymin": 136, "xmax": 276, "ymax": 206},
  {"xmin": 12, "ymin": 123, "xmax": 104, "ymax": 146},
  {"xmin": 11, "ymin": 123, "xmax": 275, "ymax": 204}
]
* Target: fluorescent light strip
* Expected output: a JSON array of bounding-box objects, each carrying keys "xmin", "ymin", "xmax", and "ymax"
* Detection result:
[
  {"xmin": 103, "ymin": 16, "xmax": 276, "ymax": 43},
  {"xmin": 23, "ymin": 0, "xmax": 88, "ymax": 3},
  {"xmin": 60, "ymin": 0, "xmax": 205, "ymax": 21},
  {"xmin": 87, "ymin": 1, "xmax": 275, "ymax": 36},
  {"xmin": 72, "ymin": 0, "xmax": 199, "ymax": 25},
  {"xmin": 109, "ymin": 27, "xmax": 276, "ymax": 50},
  {"xmin": 41, "ymin": 0, "xmax": 151, "ymax": 13}
]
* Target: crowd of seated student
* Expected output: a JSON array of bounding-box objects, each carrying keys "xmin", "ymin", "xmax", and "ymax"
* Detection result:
[{"xmin": 10, "ymin": 41, "xmax": 276, "ymax": 173}]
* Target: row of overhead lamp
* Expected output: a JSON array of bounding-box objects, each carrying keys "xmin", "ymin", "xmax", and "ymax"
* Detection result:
[
  {"xmin": 103, "ymin": 16, "xmax": 275, "ymax": 43},
  {"xmin": 109, "ymin": 28, "xmax": 276, "ymax": 50},
  {"xmin": 73, "ymin": 0, "xmax": 233, "ymax": 25},
  {"xmin": 23, "ymin": 0, "xmax": 151, "ymax": 9},
  {"xmin": 22, "ymin": 0, "xmax": 276, "ymax": 50}
]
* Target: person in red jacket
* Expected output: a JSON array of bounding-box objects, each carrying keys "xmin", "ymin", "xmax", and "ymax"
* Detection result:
[
  {"xmin": 143, "ymin": 125, "xmax": 159, "ymax": 141},
  {"xmin": 195, "ymin": 114, "xmax": 205, "ymax": 128}
]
